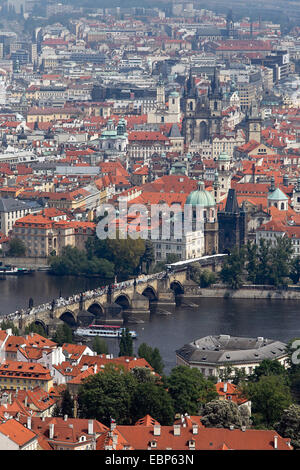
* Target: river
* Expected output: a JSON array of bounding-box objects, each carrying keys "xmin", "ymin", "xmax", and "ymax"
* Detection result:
[{"xmin": 1, "ymin": 273, "xmax": 300, "ymax": 374}]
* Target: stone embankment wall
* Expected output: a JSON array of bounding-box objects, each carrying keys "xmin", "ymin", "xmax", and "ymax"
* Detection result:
[
  {"xmin": 0, "ymin": 257, "xmax": 48, "ymax": 269},
  {"xmin": 184, "ymin": 284, "xmax": 300, "ymax": 300}
]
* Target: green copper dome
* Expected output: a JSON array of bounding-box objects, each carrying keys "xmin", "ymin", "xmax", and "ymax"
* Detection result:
[
  {"xmin": 268, "ymin": 188, "xmax": 288, "ymax": 201},
  {"xmin": 186, "ymin": 181, "xmax": 216, "ymax": 207},
  {"xmin": 218, "ymin": 151, "xmax": 230, "ymax": 161}
]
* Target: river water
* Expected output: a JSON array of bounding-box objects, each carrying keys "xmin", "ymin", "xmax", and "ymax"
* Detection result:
[{"xmin": 1, "ymin": 273, "xmax": 300, "ymax": 374}]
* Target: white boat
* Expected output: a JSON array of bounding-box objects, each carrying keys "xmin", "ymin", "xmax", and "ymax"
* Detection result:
[{"xmin": 75, "ymin": 324, "xmax": 138, "ymax": 339}]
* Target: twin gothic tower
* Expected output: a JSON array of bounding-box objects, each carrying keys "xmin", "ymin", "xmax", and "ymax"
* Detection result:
[{"xmin": 182, "ymin": 67, "xmax": 224, "ymax": 145}]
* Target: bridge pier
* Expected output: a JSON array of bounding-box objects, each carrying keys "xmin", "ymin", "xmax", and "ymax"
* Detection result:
[{"xmin": 125, "ymin": 292, "xmax": 150, "ymax": 323}]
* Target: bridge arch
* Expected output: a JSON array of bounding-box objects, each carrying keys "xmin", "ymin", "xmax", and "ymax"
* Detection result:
[
  {"xmin": 170, "ymin": 280, "xmax": 184, "ymax": 295},
  {"xmin": 34, "ymin": 319, "xmax": 48, "ymax": 334},
  {"xmin": 59, "ymin": 311, "xmax": 77, "ymax": 327},
  {"xmin": 114, "ymin": 294, "xmax": 131, "ymax": 310},
  {"xmin": 87, "ymin": 302, "xmax": 105, "ymax": 318},
  {"xmin": 142, "ymin": 286, "xmax": 158, "ymax": 302}
]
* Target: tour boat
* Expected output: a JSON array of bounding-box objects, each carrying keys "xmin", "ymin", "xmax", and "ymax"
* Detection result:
[
  {"xmin": 74, "ymin": 324, "xmax": 138, "ymax": 339},
  {"xmin": 0, "ymin": 265, "xmax": 35, "ymax": 275}
]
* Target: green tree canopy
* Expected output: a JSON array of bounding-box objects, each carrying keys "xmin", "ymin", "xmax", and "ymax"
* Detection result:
[
  {"xmin": 167, "ymin": 366, "xmax": 218, "ymax": 415},
  {"xmin": 8, "ymin": 237, "xmax": 26, "ymax": 257},
  {"xmin": 48, "ymin": 245, "xmax": 114, "ymax": 278},
  {"xmin": 86, "ymin": 235, "xmax": 145, "ymax": 279},
  {"xmin": 78, "ymin": 365, "xmax": 137, "ymax": 426},
  {"xmin": 52, "ymin": 323, "xmax": 73, "ymax": 346},
  {"xmin": 0, "ymin": 320, "xmax": 19, "ymax": 336},
  {"xmin": 141, "ymin": 240, "xmax": 155, "ymax": 274},
  {"xmin": 243, "ymin": 375, "xmax": 293, "ymax": 428},
  {"xmin": 24, "ymin": 322, "xmax": 47, "ymax": 338},
  {"xmin": 92, "ymin": 336, "xmax": 108, "ymax": 355},
  {"xmin": 220, "ymin": 247, "xmax": 245, "ymax": 289},
  {"xmin": 275, "ymin": 404, "xmax": 300, "ymax": 449},
  {"xmin": 60, "ymin": 389, "xmax": 74, "ymax": 418},
  {"xmin": 138, "ymin": 343, "xmax": 164, "ymax": 375},
  {"xmin": 118, "ymin": 328, "xmax": 133, "ymax": 357},
  {"xmin": 250, "ymin": 359, "xmax": 288, "ymax": 383},
  {"xmin": 200, "ymin": 399, "xmax": 251, "ymax": 429},
  {"xmin": 130, "ymin": 382, "xmax": 174, "ymax": 425}
]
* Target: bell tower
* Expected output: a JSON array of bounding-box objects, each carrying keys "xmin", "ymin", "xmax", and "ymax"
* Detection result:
[{"xmin": 247, "ymin": 101, "xmax": 262, "ymax": 143}]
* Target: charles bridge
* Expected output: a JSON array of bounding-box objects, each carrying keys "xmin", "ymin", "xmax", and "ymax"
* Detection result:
[{"xmin": 3, "ymin": 255, "xmax": 227, "ymax": 336}]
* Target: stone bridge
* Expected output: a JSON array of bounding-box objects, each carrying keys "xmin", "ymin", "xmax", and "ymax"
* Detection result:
[{"xmin": 4, "ymin": 254, "xmax": 227, "ymax": 335}]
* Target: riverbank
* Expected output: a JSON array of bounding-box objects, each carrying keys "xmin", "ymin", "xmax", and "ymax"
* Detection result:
[{"xmin": 183, "ymin": 284, "xmax": 300, "ymax": 300}]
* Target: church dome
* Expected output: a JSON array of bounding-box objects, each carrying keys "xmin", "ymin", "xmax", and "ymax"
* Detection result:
[
  {"xmin": 218, "ymin": 151, "xmax": 230, "ymax": 161},
  {"xmin": 268, "ymin": 188, "xmax": 288, "ymax": 201},
  {"xmin": 186, "ymin": 181, "xmax": 216, "ymax": 207}
]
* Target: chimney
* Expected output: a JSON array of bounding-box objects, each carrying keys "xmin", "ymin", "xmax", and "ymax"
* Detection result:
[
  {"xmin": 49, "ymin": 423, "xmax": 54, "ymax": 439},
  {"xmin": 192, "ymin": 424, "xmax": 198, "ymax": 435},
  {"xmin": 27, "ymin": 416, "xmax": 31, "ymax": 430},
  {"xmin": 274, "ymin": 435, "xmax": 278, "ymax": 449},
  {"xmin": 223, "ymin": 382, "xmax": 228, "ymax": 393},
  {"xmin": 229, "ymin": 425, "xmax": 234, "ymax": 430},
  {"xmin": 173, "ymin": 424, "xmax": 181, "ymax": 436},
  {"xmin": 64, "ymin": 415, "xmax": 68, "ymax": 421},
  {"xmin": 24, "ymin": 396, "xmax": 28, "ymax": 408},
  {"xmin": 153, "ymin": 425, "xmax": 161, "ymax": 436},
  {"xmin": 88, "ymin": 419, "xmax": 93, "ymax": 435},
  {"xmin": 93, "ymin": 364, "xmax": 97, "ymax": 374}
]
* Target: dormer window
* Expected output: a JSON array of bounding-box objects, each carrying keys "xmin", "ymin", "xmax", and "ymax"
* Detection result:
[
  {"xmin": 188, "ymin": 440, "xmax": 196, "ymax": 449},
  {"xmin": 150, "ymin": 440, "xmax": 157, "ymax": 448},
  {"xmin": 79, "ymin": 436, "xmax": 86, "ymax": 442}
]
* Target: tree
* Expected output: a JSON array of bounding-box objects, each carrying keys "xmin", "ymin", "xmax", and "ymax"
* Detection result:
[
  {"xmin": 290, "ymin": 256, "xmax": 300, "ymax": 284},
  {"xmin": 60, "ymin": 389, "xmax": 74, "ymax": 418},
  {"xmin": 52, "ymin": 323, "xmax": 73, "ymax": 346},
  {"xmin": 199, "ymin": 269, "xmax": 217, "ymax": 287},
  {"xmin": 243, "ymin": 375, "xmax": 293, "ymax": 427},
  {"xmin": 118, "ymin": 328, "xmax": 133, "ymax": 357},
  {"xmin": 131, "ymin": 367, "xmax": 156, "ymax": 384},
  {"xmin": 8, "ymin": 238, "xmax": 26, "ymax": 257},
  {"xmin": 48, "ymin": 245, "xmax": 114, "ymax": 278},
  {"xmin": 220, "ymin": 247, "xmax": 245, "ymax": 289},
  {"xmin": 92, "ymin": 336, "xmax": 108, "ymax": 355},
  {"xmin": 167, "ymin": 366, "xmax": 218, "ymax": 415},
  {"xmin": 189, "ymin": 264, "xmax": 216, "ymax": 287},
  {"xmin": 141, "ymin": 240, "xmax": 155, "ymax": 274},
  {"xmin": 24, "ymin": 322, "xmax": 47, "ymax": 338},
  {"xmin": 138, "ymin": 343, "xmax": 164, "ymax": 375},
  {"xmin": 85, "ymin": 235, "xmax": 145, "ymax": 278},
  {"xmin": 0, "ymin": 320, "xmax": 19, "ymax": 335},
  {"xmin": 77, "ymin": 365, "xmax": 137, "ymax": 426},
  {"xmin": 250, "ymin": 359, "xmax": 288, "ymax": 383},
  {"xmin": 285, "ymin": 338, "xmax": 300, "ymax": 403},
  {"xmin": 269, "ymin": 236, "xmax": 293, "ymax": 287},
  {"xmin": 130, "ymin": 382, "xmax": 174, "ymax": 425},
  {"xmin": 218, "ymin": 366, "xmax": 247, "ymax": 385},
  {"xmin": 200, "ymin": 399, "xmax": 251, "ymax": 429},
  {"xmin": 275, "ymin": 404, "xmax": 300, "ymax": 449},
  {"xmin": 255, "ymin": 238, "xmax": 272, "ymax": 285},
  {"xmin": 245, "ymin": 240, "xmax": 259, "ymax": 283},
  {"xmin": 107, "ymin": 237, "xmax": 145, "ymax": 278},
  {"xmin": 151, "ymin": 253, "xmax": 181, "ymax": 274}
]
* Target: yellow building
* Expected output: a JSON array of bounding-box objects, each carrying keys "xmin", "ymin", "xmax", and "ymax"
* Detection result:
[{"xmin": 0, "ymin": 361, "xmax": 53, "ymax": 392}]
